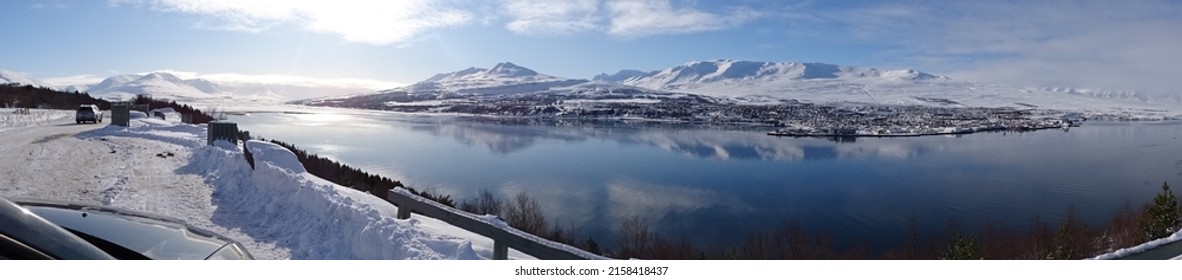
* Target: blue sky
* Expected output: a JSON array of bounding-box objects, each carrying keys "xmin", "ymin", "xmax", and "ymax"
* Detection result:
[{"xmin": 2, "ymin": 0, "xmax": 1181, "ymax": 93}]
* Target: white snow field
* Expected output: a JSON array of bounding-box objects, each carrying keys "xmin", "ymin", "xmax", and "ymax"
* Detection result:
[{"xmin": 0, "ymin": 109, "xmax": 602, "ymax": 260}]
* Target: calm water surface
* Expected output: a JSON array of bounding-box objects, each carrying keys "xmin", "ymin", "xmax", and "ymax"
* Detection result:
[{"xmin": 228, "ymin": 111, "xmax": 1182, "ymax": 250}]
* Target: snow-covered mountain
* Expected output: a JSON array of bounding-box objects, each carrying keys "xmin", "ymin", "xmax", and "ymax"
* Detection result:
[
  {"xmin": 0, "ymin": 69, "xmax": 55, "ymax": 88},
  {"xmin": 63, "ymin": 72, "xmax": 390, "ymax": 103},
  {"xmin": 315, "ymin": 60, "xmax": 1178, "ymax": 115},
  {"xmin": 590, "ymin": 59, "xmax": 1177, "ymax": 112},
  {"xmin": 398, "ymin": 62, "xmax": 588, "ymax": 95},
  {"xmin": 98, "ymin": 72, "xmax": 221, "ymax": 100},
  {"xmin": 300, "ymin": 62, "xmax": 690, "ymax": 109},
  {"xmin": 594, "ymin": 60, "xmax": 945, "ymax": 86}
]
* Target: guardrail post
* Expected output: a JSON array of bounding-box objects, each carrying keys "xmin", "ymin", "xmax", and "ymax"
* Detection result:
[
  {"xmin": 494, "ymin": 242, "xmax": 508, "ymax": 260},
  {"xmin": 396, "ymin": 205, "xmax": 411, "ymax": 220}
]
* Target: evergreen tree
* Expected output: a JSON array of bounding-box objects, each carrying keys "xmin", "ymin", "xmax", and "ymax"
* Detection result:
[
  {"xmin": 1142, "ymin": 182, "xmax": 1180, "ymax": 240},
  {"xmin": 940, "ymin": 233, "xmax": 980, "ymax": 260},
  {"xmin": 1048, "ymin": 223, "xmax": 1077, "ymax": 259},
  {"xmin": 583, "ymin": 237, "xmax": 601, "ymax": 255}
]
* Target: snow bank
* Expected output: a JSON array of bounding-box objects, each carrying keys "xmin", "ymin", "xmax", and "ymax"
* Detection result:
[
  {"xmin": 90, "ymin": 115, "xmax": 204, "ymax": 148},
  {"xmin": 192, "ymin": 139, "xmax": 483, "ymax": 259},
  {"xmin": 1091, "ymin": 231, "xmax": 1182, "ymax": 260},
  {"xmin": 148, "ymin": 108, "xmax": 182, "ymax": 121},
  {"xmin": 245, "ymin": 140, "xmax": 305, "ymax": 173},
  {"xmin": 0, "ymin": 109, "xmax": 73, "ymax": 131}
]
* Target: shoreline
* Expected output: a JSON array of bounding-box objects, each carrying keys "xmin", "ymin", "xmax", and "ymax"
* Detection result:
[{"xmin": 767, "ymin": 124, "xmax": 1074, "ymax": 138}]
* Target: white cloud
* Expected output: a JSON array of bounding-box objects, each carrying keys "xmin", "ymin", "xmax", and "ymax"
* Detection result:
[
  {"xmin": 116, "ymin": 0, "xmax": 472, "ymax": 45},
  {"xmin": 41, "ymin": 74, "xmax": 105, "ymax": 88},
  {"xmin": 118, "ymin": 0, "xmax": 767, "ymax": 41},
  {"xmin": 606, "ymin": 0, "xmax": 760, "ymax": 37},
  {"xmin": 499, "ymin": 0, "xmax": 762, "ymax": 37},
  {"xmin": 503, "ymin": 0, "xmax": 601, "ymax": 35},
  {"xmin": 29, "ymin": 2, "xmax": 68, "ymax": 10},
  {"xmin": 147, "ymin": 70, "xmax": 402, "ymax": 90},
  {"xmin": 815, "ymin": 1, "xmax": 1182, "ymax": 94}
]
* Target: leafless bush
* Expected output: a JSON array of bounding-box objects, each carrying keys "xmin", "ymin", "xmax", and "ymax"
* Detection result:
[
  {"xmin": 504, "ymin": 192, "xmax": 547, "ymax": 235},
  {"xmin": 459, "ymin": 189, "xmax": 503, "ymax": 216},
  {"xmin": 650, "ymin": 236, "xmax": 699, "ymax": 260},
  {"xmin": 616, "ymin": 216, "xmax": 652, "ymax": 258}
]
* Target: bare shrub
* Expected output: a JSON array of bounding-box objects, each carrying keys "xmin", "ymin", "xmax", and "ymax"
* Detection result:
[
  {"xmin": 650, "ymin": 236, "xmax": 698, "ymax": 260},
  {"xmin": 980, "ymin": 219, "xmax": 1028, "ymax": 259},
  {"xmin": 582, "ymin": 237, "xmax": 601, "ymax": 255},
  {"xmin": 617, "ymin": 216, "xmax": 652, "ymax": 258},
  {"xmin": 459, "ymin": 189, "xmax": 503, "ymax": 216},
  {"xmin": 505, "ymin": 192, "xmax": 547, "ymax": 235}
]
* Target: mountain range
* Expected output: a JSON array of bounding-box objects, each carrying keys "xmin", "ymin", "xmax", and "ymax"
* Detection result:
[
  {"xmin": 306, "ymin": 60, "xmax": 1179, "ymax": 115},
  {"xmin": 1, "ymin": 70, "xmax": 385, "ymax": 104},
  {"xmin": 65, "ymin": 72, "xmax": 287, "ymax": 102},
  {"xmin": 5, "ymin": 60, "xmax": 1180, "ymax": 115}
]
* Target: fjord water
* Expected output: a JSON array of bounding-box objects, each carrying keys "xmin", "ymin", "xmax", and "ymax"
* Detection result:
[{"xmin": 229, "ymin": 111, "xmax": 1182, "ymax": 251}]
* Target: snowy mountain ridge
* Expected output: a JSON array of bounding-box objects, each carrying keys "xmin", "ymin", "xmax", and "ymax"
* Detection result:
[
  {"xmin": 102, "ymin": 72, "xmax": 222, "ymax": 100},
  {"xmin": 56, "ymin": 72, "xmax": 387, "ymax": 104},
  {"xmin": 0, "ymin": 69, "xmax": 55, "ymax": 89},
  {"xmin": 328, "ymin": 60, "xmax": 1180, "ymax": 117},
  {"xmin": 593, "ymin": 59, "xmax": 946, "ymax": 86},
  {"xmin": 587, "ymin": 59, "xmax": 1178, "ymax": 112},
  {"xmin": 399, "ymin": 62, "xmax": 587, "ymax": 95}
]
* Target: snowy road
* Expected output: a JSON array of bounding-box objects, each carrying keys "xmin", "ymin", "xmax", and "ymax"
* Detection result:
[{"xmin": 0, "ymin": 117, "xmax": 292, "ymax": 259}]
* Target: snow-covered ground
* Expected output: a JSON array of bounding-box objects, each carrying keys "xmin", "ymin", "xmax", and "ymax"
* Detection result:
[
  {"xmin": 1091, "ymin": 232, "xmax": 1182, "ymax": 260},
  {"xmin": 0, "ymin": 109, "xmax": 602, "ymax": 260}
]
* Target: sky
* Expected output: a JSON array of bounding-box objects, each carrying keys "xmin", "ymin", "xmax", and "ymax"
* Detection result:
[{"xmin": 2, "ymin": 0, "xmax": 1181, "ymax": 94}]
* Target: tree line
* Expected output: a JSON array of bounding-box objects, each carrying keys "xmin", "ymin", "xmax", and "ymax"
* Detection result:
[
  {"xmin": 0, "ymin": 84, "xmax": 109, "ymax": 109},
  {"xmin": 258, "ymin": 139, "xmax": 455, "ymax": 205},
  {"xmin": 445, "ymin": 182, "xmax": 1181, "ymax": 260}
]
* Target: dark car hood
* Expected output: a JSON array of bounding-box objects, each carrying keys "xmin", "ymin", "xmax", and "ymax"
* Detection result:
[{"xmin": 12, "ymin": 199, "xmax": 253, "ymax": 260}]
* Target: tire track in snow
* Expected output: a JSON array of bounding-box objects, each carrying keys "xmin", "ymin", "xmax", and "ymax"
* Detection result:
[
  {"xmin": 100, "ymin": 176, "xmax": 128, "ymax": 206},
  {"xmin": 92, "ymin": 136, "xmax": 138, "ymax": 206}
]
